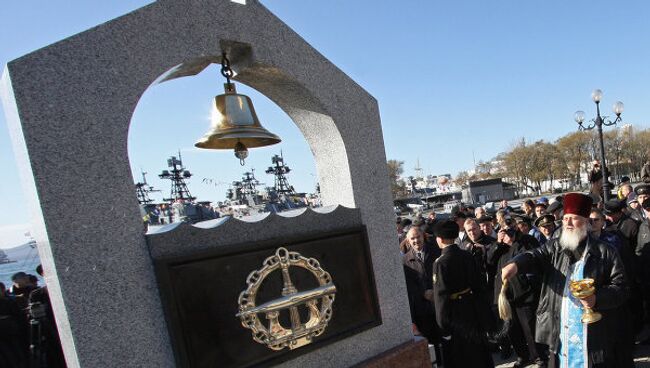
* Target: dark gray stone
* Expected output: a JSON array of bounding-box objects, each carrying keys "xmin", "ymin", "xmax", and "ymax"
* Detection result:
[{"xmin": 1, "ymin": 0, "xmax": 411, "ymax": 366}]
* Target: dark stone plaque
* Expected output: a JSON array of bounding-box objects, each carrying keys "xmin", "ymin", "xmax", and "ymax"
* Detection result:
[{"xmin": 153, "ymin": 226, "xmax": 381, "ymax": 368}]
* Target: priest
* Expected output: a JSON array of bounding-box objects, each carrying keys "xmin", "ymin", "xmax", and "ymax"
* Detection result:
[{"xmin": 501, "ymin": 192, "xmax": 629, "ymax": 367}]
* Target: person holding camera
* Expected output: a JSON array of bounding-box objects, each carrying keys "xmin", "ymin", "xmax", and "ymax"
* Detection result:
[
  {"xmin": 588, "ymin": 160, "xmax": 612, "ymax": 204},
  {"xmin": 492, "ymin": 217, "xmax": 545, "ymax": 367}
]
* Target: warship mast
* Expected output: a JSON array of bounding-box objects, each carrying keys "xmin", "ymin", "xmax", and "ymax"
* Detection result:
[
  {"xmin": 241, "ymin": 169, "xmax": 262, "ymax": 205},
  {"xmin": 135, "ymin": 170, "xmax": 159, "ymax": 204},
  {"xmin": 265, "ymin": 152, "xmax": 296, "ymax": 197},
  {"xmin": 159, "ymin": 151, "xmax": 196, "ymax": 202}
]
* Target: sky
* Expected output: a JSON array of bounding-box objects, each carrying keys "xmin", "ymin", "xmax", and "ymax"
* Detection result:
[{"xmin": 2, "ymin": 0, "xmax": 650, "ymax": 248}]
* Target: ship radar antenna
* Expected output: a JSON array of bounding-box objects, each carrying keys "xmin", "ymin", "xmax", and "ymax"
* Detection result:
[{"xmin": 158, "ymin": 152, "xmax": 196, "ymax": 203}]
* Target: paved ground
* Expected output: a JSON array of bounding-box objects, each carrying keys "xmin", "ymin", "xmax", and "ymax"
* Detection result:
[{"xmin": 493, "ymin": 343, "xmax": 650, "ymax": 367}]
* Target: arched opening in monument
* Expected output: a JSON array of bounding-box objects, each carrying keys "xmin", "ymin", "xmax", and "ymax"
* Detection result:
[{"xmin": 127, "ymin": 56, "xmax": 339, "ymax": 229}]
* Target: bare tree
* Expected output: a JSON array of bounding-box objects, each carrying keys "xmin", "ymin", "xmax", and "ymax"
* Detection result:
[
  {"xmin": 387, "ymin": 159, "xmax": 406, "ymax": 199},
  {"xmin": 556, "ymin": 131, "xmax": 591, "ymax": 189},
  {"xmin": 414, "ymin": 126, "xmax": 650, "ymax": 198},
  {"xmin": 454, "ymin": 170, "xmax": 472, "ymax": 187}
]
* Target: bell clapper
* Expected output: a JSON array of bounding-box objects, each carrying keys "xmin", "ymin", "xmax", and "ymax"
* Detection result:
[
  {"xmin": 235, "ymin": 141, "xmax": 248, "ymax": 166},
  {"xmin": 193, "ymin": 52, "xmax": 281, "ymax": 165}
]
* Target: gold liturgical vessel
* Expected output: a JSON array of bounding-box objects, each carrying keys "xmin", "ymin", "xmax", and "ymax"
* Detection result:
[
  {"xmin": 569, "ymin": 278, "xmax": 602, "ymax": 324},
  {"xmin": 195, "ymin": 53, "xmax": 281, "ymax": 165}
]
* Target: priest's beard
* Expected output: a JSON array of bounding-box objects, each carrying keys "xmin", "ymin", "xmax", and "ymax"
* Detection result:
[{"xmin": 560, "ymin": 224, "xmax": 588, "ymax": 251}]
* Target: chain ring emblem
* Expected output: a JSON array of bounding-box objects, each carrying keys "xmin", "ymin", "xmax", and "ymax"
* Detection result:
[{"xmin": 237, "ymin": 247, "xmax": 336, "ymax": 350}]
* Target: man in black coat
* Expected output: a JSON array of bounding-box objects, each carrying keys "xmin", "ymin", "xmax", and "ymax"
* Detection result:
[
  {"xmin": 502, "ymin": 193, "xmax": 629, "ymax": 367},
  {"xmin": 462, "ymin": 218, "xmax": 498, "ymax": 305},
  {"xmin": 604, "ymin": 199, "xmax": 643, "ymax": 334},
  {"xmin": 493, "ymin": 220, "xmax": 544, "ymax": 367},
  {"xmin": 402, "ymin": 226, "xmax": 440, "ymax": 344},
  {"xmin": 466, "ymin": 217, "xmax": 512, "ymax": 358},
  {"xmin": 637, "ymin": 200, "xmax": 650, "ymax": 260},
  {"xmin": 432, "ymin": 220, "xmax": 494, "ymax": 368},
  {"xmin": 604, "ymin": 199, "xmax": 639, "ymax": 254}
]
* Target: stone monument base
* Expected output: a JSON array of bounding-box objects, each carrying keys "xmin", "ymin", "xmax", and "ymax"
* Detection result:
[{"xmin": 354, "ymin": 338, "xmax": 432, "ymax": 368}]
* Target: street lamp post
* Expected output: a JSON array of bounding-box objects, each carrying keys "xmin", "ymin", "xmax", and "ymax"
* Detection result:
[{"xmin": 574, "ymin": 89, "xmax": 624, "ymax": 202}]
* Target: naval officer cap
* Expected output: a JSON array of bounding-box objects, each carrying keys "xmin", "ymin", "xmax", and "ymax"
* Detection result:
[
  {"xmin": 434, "ymin": 220, "xmax": 459, "ymax": 240},
  {"xmin": 534, "ymin": 214, "xmax": 555, "ymax": 228},
  {"xmin": 636, "ymin": 184, "xmax": 650, "ymax": 196},
  {"xmin": 603, "ymin": 199, "xmax": 626, "ymax": 215}
]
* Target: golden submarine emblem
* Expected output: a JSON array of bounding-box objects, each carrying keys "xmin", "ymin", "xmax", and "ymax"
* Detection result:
[{"xmin": 237, "ymin": 247, "xmax": 337, "ymax": 350}]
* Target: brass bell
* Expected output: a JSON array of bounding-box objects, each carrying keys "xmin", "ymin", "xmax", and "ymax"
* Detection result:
[
  {"xmin": 195, "ymin": 53, "xmax": 281, "ymax": 165},
  {"xmin": 195, "ymin": 82, "xmax": 281, "ymax": 150}
]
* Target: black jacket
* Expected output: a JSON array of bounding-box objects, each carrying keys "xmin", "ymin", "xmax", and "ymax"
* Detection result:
[
  {"xmin": 403, "ymin": 241, "xmax": 441, "ymax": 342},
  {"xmin": 637, "ymin": 218, "xmax": 650, "ymax": 256},
  {"xmin": 627, "ymin": 207, "xmax": 644, "ymax": 223},
  {"xmin": 606, "ymin": 214, "xmax": 639, "ymax": 256},
  {"xmin": 512, "ymin": 235, "xmax": 628, "ymax": 363},
  {"xmin": 462, "ymin": 235, "xmax": 498, "ymax": 304},
  {"xmin": 637, "ymin": 219, "xmax": 650, "ymax": 286},
  {"xmin": 433, "ymin": 244, "xmax": 495, "ymax": 367},
  {"xmin": 433, "ymin": 244, "xmax": 494, "ymax": 337},
  {"xmin": 493, "ymin": 232, "xmax": 541, "ymax": 307}
]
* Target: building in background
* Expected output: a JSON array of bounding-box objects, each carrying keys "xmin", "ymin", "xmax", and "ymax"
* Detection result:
[{"xmin": 462, "ymin": 178, "xmax": 517, "ymax": 204}]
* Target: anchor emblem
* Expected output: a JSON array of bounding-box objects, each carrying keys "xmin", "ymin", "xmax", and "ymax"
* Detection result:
[{"xmin": 237, "ymin": 247, "xmax": 336, "ymax": 350}]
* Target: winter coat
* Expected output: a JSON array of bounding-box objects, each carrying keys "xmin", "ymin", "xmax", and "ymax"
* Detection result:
[{"xmin": 511, "ymin": 235, "xmax": 628, "ymax": 365}]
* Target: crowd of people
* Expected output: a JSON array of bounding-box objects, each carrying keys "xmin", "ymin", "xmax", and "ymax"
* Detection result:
[
  {"xmin": 400, "ymin": 171, "xmax": 650, "ymax": 367},
  {"xmin": 5, "ymin": 163, "xmax": 650, "ymax": 368},
  {"xmin": 0, "ymin": 265, "xmax": 66, "ymax": 368}
]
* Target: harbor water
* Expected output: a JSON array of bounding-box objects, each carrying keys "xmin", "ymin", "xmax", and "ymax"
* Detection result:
[{"xmin": 0, "ymin": 244, "xmax": 43, "ymax": 288}]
